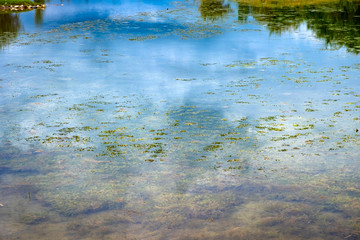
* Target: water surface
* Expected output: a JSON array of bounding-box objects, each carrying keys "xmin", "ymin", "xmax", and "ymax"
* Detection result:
[{"xmin": 1, "ymin": 0, "xmax": 360, "ymax": 239}]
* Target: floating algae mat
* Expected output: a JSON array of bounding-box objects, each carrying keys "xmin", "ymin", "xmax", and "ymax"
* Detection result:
[{"xmin": 0, "ymin": 0, "xmax": 360, "ymax": 239}]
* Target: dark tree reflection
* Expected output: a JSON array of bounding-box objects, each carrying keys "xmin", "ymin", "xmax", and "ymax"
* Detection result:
[
  {"xmin": 0, "ymin": 13, "xmax": 21, "ymax": 33},
  {"xmin": 197, "ymin": 0, "xmax": 360, "ymax": 53},
  {"xmin": 236, "ymin": 0, "xmax": 360, "ymax": 53},
  {"xmin": 199, "ymin": 0, "xmax": 231, "ymax": 21},
  {"xmin": 303, "ymin": 1, "xmax": 360, "ymax": 53},
  {"xmin": 35, "ymin": 9, "xmax": 44, "ymax": 26},
  {"xmin": 0, "ymin": 13, "xmax": 22, "ymax": 49}
]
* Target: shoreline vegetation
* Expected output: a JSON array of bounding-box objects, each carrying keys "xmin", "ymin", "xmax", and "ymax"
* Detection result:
[
  {"xmin": 236, "ymin": 0, "xmax": 360, "ymax": 7},
  {"xmin": 0, "ymin": 0, "xmax": 45, "ymax": 11}
]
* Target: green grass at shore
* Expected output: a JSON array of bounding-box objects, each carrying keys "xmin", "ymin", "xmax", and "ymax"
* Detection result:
[{"xmin": 0, "ymin": 0, "xmax": 44, "ymax": 6}]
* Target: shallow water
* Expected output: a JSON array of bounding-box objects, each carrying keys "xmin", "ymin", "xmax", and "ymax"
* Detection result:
[{"xmin": 1, "ymin": 0, "xmax": 360, "ymax": 239}]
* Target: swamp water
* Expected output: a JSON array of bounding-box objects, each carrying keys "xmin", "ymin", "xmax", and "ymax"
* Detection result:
[{"xmin": 1, "ymin": 0, "xmax": 360, "ymax": 239}]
